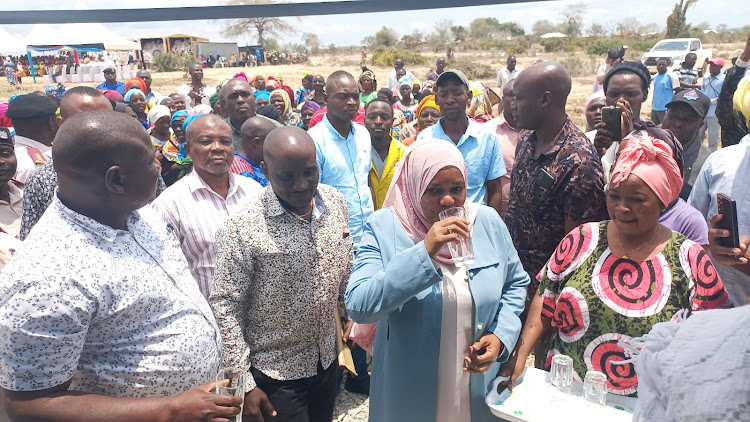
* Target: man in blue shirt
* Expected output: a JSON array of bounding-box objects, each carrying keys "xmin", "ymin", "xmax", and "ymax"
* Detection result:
[
  {"xmin": 699, "ymin": 57, "xmax": 726, "ymax": 152},
  {"xmin": 307, "ymin": 70, "xmax": 373, "ymax": 395},
  {"xmin": 95, "ymin": 67, "xmax": 125, "ymax": 96},
  {"xmin": 416, "ymin": 69, "xmax": 506, "ymax": 215},
  {"xmin": 650, "ymin": 58, "xmax": 680, "ymax": 125}
]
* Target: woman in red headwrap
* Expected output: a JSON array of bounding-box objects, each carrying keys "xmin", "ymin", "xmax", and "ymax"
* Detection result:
[{"xmin": 498, "ymin": 130, "xmax": 730, "ymax": 397}]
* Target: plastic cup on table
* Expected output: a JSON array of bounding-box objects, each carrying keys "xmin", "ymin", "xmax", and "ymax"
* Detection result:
[
  {"xmin": 583, "ymin": 370, "xmax": 608, "ymax": 406},
  {"xmin": 549, "ymin": 354, "xmax": 573, "ymax": 394},
  {"xmin": 216, "ymin": 367, "xmax": 245, "ymax": 422},
  {"xmin": 438, "ymin": 207, "xmax": 474, "ymax": 266}
]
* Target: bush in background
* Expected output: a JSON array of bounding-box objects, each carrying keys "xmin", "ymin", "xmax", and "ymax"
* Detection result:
[
  {"xmin": 584, "ymin": 38, "xmax": 622, "ymax": 56},
  {"xmin": 541, "ymin": 38, "xmax": 565, "ymax": 52},
  {"xmin": 152, "ymin": 52, "xmax": 199, "ymax": 74},
  {"xmin": 370, "ymin": 46, "xmax": 429, "ymax": 66},
  {"xmin": 560, "ymin": 56, "xmax": 596, "ymax": 77},
  {"xmin": 448, "ymin": 57, "xmax": 495, "ymax": 79}
]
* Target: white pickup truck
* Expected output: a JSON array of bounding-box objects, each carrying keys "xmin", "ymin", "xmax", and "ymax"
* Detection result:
[{"xmin": 640, "ymin": 38, "xmax": 712, "ymax": 76}]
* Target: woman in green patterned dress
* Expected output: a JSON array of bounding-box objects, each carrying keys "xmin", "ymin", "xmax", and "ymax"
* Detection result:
[{"xmin": 498, "ymin": 130, "xmax": 730, "ymax": 396}]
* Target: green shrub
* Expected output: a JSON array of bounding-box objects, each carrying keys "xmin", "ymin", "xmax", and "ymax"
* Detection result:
[
  {"xmin": 506, "ymin": 44, "xmax": 527, "ymax": 55},
  {"xmin": 540, "ymin": 38, "xmax": 564, "ymax": 52},
  {"xmin": 448, "ymin": 57, "xmax": 495, "ymax": 79},
  {"xmin": 560, "ymin": 56, "xmax": 595, "ymax": 77},
  {"xmin": 477, "ymin": 38, "xmax": 507, "ymax": 51},
  {"xmin": 151, "ymin": 52, "xmax": 199, "ymax": 73},
  {"xmin": 370, "ymin": 46, "xmax": 429, "ymax": 66},
  {"xmin": 584, "ymin": 38, "xmax": 622, "ymax": 56}
]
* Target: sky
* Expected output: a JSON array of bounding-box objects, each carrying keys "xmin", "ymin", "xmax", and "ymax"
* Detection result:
[{"xmin": 2, "ymin": 0, "xmax": 744, "ymax": 49}]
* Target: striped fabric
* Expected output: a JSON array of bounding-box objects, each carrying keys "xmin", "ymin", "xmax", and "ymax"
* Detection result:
[{"xmin": 152, "ymin": 171, "xmax": 262, "ymax": 298}]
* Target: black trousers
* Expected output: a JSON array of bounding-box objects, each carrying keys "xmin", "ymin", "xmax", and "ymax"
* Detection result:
[{"xmin": 251, "ymin": 360, "xmax": 337, "ymax": 422}]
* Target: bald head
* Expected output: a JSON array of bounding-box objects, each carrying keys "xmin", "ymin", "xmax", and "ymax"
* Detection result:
[
  {"xmin": 325, "ymin": 70, "xmax": 356, "ymax": 94},
  {"xmin": 220, "ymin": 78, "xmax": 253, "ymax": 101},
  {"xmin": 59, "ymin": 86, "xmax": 112, "ymax": 122},
  {"xmin": 513, "ymin": 61, "xmax": 571, "ymax": 130},
  {"xmin": 186, "ymin": 114, "xmax": 232, "ymax": 143},
  {"xmin": 261, "ymin": 127, "xmax": 319, "ymax": 211},
  {"xmin": 240, "ymin": 116, "xmax": 277, "ymax": 162}
]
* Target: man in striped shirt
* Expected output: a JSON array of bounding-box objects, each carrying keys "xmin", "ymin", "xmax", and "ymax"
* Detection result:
[{"xmin": 152, "ymin": 114, "xmax": 262, "ymax": 298}]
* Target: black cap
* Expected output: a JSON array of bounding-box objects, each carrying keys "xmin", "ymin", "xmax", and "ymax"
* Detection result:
[
  {"xmin": 6, "ymin": 94, "xmax": 58, "ymax": 120},
  {"xmin": 607, "ymin": 49, "xmax": 620, "ymax": 59},
  {"xmin": 0, "ymin": 127, "xmax": 13, "ymax": 147},
  {"xmin": 436, "ymin": 69, "xmax": 469, "ymax": 88},
  {"xmin": 665, "ymin": 89, "xmax": 711, "ymax": 119},
  {"xmin": 603, "ymin": 61, "xmax": 651, "ymax": 93},
  {"xmin": 103, "ymin": 67, "xmax": 116, "ymax": 74}
]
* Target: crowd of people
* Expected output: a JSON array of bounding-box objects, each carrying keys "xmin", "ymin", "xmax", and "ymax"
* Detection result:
[{"xmin": 0, "ymin": 33, "xmax": 749, "ymax": 422}]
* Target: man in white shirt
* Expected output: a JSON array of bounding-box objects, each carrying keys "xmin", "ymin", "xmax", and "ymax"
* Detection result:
[
  {"xmin": 386, "ymin": 58, "xmax": 417, "ymax": 90},
  {"xmin": 178, "ymin": 63, "xmax": 216, "ymax": 110},
  {"xmin": 591, "ymin": 48, "xmax": 622, "ymax": 93},
  {"xmin": 152, "ymin": 114, "xmax": 262, "ymax": 298},
  {"xmin": 496, "ymin": 55, "xmax": 521, "ymax": 110},
  {"xmin": 5, "ymin": 94, "xmax": 58, "ymax": 184},
  {"xmin": 0, "ymin": 110, "xmax": 241, "ymax": 421}
]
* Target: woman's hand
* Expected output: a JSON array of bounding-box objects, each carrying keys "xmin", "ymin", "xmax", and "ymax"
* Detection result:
[
  {"xmin": 708, "ymin": 214, "xmax": 750, "ymax": 266},
  {"xmin": 463, "ymin": 333, "xmax": 504, "ymax": 374},
  {"xmin": 496, "ymin": 351, "xmax": 526, "ymax": 391},
  {"xmin": 423, "ymin": 216, "xmax": 470, "ymax": 259},
  {"xmin": 616, "ymin": 99, "xmax": 634, "ymax": 137}
]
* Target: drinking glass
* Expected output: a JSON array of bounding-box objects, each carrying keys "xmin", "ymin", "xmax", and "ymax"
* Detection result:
[
  {"xmin": 438, "ymin": 207, "xmax": 475, "ymax": 266},
  {"xmin": 583, "ymin": 370, "xmax": 608, "ymax": 406},
  {"xmin": 549, "ymin": 354, "xmax": 573, "ymax": 394},
  {"xmin": 216, "ymin": 367, "xmax": 245, "ymax": 422}
]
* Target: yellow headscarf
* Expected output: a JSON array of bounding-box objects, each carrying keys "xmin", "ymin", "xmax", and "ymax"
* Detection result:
[
  {"xmin": 734, "ymin": 75, "xmax": 750, "ymax": 126},
  {"xmin": 270, "ymin": 88, "xmax": 291, "ymax": 115},
  {"xmin": 416, "ymin": 95, "xmax": 440, "ymax": 131}
]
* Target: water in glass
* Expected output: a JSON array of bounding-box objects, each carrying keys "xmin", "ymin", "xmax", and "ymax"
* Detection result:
[{"xmin": 438, "ymin": 207, "xmax": 474, "ymax": 266}]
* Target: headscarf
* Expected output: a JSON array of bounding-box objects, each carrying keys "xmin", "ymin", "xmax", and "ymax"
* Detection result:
[
  {"xmin": 252, "ymin": 74, "xmax": 267, "ymax": 88},
  {"xmin": 255, "ymin": 90, "xmax": 271, "ymax": 102},
  {"xmin": 171, "ymin": 109, "xmax": 190, "ymax": 124},
  {"xmin": 232, "ymin": 71, "xmax": 249, "ymax": 82},
  {"xmin": 192, "ymin": 104, "xmax": 213, "ymax": 115},
  {"xmin": 148, "ymin": 105, "xmax": 171, "ymax": 126},
  {"xmin": 585, "ymin": 90, "xmax": 606, "ymax": 113},
  {"xmin": 126, "ymin": 77, "xmax": 147, "ymax": 93},
  {"xmin": 300, "ymin": 101, "xmax": 321, "ymax": 114},
  {"xmin": 124, "ymin": 89, "xmax": 145, "ymax": 103},
  {"xmin": 0, "ymin": 103, "xmax": 11, "ymax": 128},
  {"xmin": 416, "ymin": 95, "xmax": 440, "ymax": 131},
  {"xmin": 182, "ymin": 114, "xmax": 201, "ymax": 133},
  {"xmin": 114, "ymin": 103, "xmax": 133, "ymax": 113},
  {"xmin": 412, "ymin": 78, "xmax": 421, "ymax": 91},
  {"xmin": 270, "ymin": 89, "xmax": 290, "ymax": 115},
  {"xmin": 422, "ymin": 80, "xmax": 435, "ymax": 94},
  {"xmin": 733, "ymin": 75, "xmax": 750, "ymax": 126},
  {"xmin": 267, "ymin": 79, "xmax": 280, "ymax": 90},
  {"xmin": 159, "ymin": 96, "xmax": 174, "ymax": 106},
  {"xmin": 398, "ymin": 75, "xmax": 413, "ymax": 89},
  {"xmin": 257, "ymin": 104, "xmax": 281, "ymax": 122},
  {"xmin": 104, "ymin": 90, "xmax": 123, "ymax": 102},
  {"xmin": 279, "ymin": 85, "xmax": 296, "ymax": 107},
  {"xmin": 209, "ymin": 91, "xmax": 221, "ymax": 108},
  {"xmin": 360, "ymin": 70, "xmax": 376, "ymax": 84},
  {"xmin": 383, "ymin": 139, "xmax": 479, "ymax": 266},
  {"xmin": 467, "ymin": 82, "xmax": 499, "ymax": 123},
  {"xmin": 603, "ymin": 61, "xmax": 651, "ymax": 93},
  {"xmin": 634, "ymin": 121, "xmax": 684, "ymax": 177},
  {"xmin": 610, "ymin": 130, "xmax": 683, "ymax": 207}
]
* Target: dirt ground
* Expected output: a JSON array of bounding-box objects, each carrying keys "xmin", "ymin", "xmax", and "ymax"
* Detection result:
[{"xmin": 1, "ymin": 41, "xmax": 743, "ymax": 131}]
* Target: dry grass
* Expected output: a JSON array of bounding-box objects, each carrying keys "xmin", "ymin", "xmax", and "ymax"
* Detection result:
[{"xmin": 2, "ymin": 41, "xmax": 743, "ymax": 131}]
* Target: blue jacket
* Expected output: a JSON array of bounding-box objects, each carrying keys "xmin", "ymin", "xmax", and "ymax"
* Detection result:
[{"xmin": 346, "ymin": 205, "xmax": 530, "ymax": 422}]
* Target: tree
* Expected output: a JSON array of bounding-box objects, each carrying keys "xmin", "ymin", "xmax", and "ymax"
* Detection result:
[
  {"xmin": 222, "ymin": 0, "xmax": 295, "ymax": 47},
  {"xmin": 303, "ymin": 33, "xmax": 320, "ymax": 54},
  {"xmin": 450, "ymin": 25, "xmax": 467, "ymax": 42},
  {"xmin": 469, "ymin": 17, "xmax": 501, "ymax": 40},
  {"xmin": 665, "ymin": 0, "xmax": 698, "ymax": 38},
  {"xmin": 588, "ymin": 23, "xmax": 606, "ymax": 37},
  {"xmin": 432, "ymin": 19, "xmax": 453, "ymax": 45},
  {"xmin": 374, "ymin": 26, "xmax": 399, "ymax": 48},
  {"xmin": 497, "ymin": 22, "xmax": 525, "ymax": 36},
  {"xmin": 560, "ymin": 3, "xmax": 586, "ymax": 38},
  {"xmin": 532, "ymin": 19, "xmax": 557, "ymax": 36},
  {"xmin": 616, "ymin": 17, "xmax": 639, "ymax": 38}
]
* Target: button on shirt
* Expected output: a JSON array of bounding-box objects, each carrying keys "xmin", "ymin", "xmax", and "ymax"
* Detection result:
[
  {"xmin": 0, "ymin": 199, "xmax": 222, "ymax": 396},
  {"xmin": 151, "ymin": 171, "xmax": 262, "ymax": 298},
  {"xmin": 688, "ymin": 142, "xmax": 750, "ymax": 306},
  {"xmin": 13, "ymin": 135, "xmax": 51, "ymax": 184},
  {"xmin": 417, "ymin": 117, "xmax": 506, "ymax": 204},
  {"xmin": 505, "ymin": 116, "xmax": 608, "ymax": 289},
  {"xmin": 308, "ymin": 115, "xmax": 373, "ymax": 245},
  {"xmin": 210, "ymin": 184, "xmax": 353, "ymax": 391},
  {"xmin": 701, "ymin": 72, "xmax": 725, "ymax": 117}
]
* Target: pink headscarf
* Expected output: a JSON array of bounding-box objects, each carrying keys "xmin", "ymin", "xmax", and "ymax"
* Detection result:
[
  {"xmin": 0, "ymin": 103, "xmax": 11, "ymax": 128},
  {"xmin": 610, "ymin": 131, "xmax": 683, "ymax": 207},
  {"xmin": 383, "ymin": 139, "xmax": 478, "ymax": 266},
  {"xmin": 232, "ymin": 71, "xmax": 249, "ymax": 82},
  {"xmin": 584, "ymin": 90, "xmax": 605, "ymax": 113}
]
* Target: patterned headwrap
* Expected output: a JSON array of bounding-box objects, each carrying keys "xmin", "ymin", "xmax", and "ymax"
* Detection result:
[
  {"xmin": 610, "ymin": 130, "xmax": 683, "ymax": 207},
  {"xmin": 467, "ymin": 82, "xmax": 499, "ymax": 123},
  {"xmin": 415, "ymin": 95, "xmax": 440, "ymax": 131},
  {"xmin": 359, "ymin": 70, "xmax": 376, "ymax": 83}
]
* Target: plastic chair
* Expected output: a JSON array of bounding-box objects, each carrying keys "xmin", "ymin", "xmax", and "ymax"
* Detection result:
[
  {"xmin": 82, "ymin": 66, "xmax": 93, "ymax": 82},
  {"xmin": 92, "ymin": 65, "xmax": 104, "ymax": 82},
  {"xmin": 70, "ymin": 66, "xmax": 83, "ymax": 83},
  {"xmin": 42, "ymin": 75, "xmax": 53, "ymax": 84}
]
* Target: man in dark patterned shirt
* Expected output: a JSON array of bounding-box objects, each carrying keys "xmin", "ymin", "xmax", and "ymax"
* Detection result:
[
  {"xmin": 506, "ymin": 61, "xmax": 608, "ymax": 293},
  {"xmin": 19, "ymin": 87, "xmax": 166, "ymax": 239}
]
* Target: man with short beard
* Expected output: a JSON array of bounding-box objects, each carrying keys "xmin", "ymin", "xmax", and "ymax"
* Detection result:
[
  {"xmin": 152, "ymin": 114, "xmax": 262, "ymax": 298},
  {"xmin": 220, "ymin": 78, "xmax": 280, "ymax": 151}
]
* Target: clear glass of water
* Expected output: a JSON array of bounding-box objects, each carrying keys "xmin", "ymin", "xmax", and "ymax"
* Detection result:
[
  {"xmin": 438, "ymin": 207, "xmax": 475, "ymax": 266},
  {"xmin": 216, "ymin": 367, "xmax": 245, "ymax": 422},
  {"xmin": 583, "ymin": 370, "xmax": 608, "ymax": 406},
  {"xmin": 549, "ymin": 354, "xmax": 573, "ymax": 394}
]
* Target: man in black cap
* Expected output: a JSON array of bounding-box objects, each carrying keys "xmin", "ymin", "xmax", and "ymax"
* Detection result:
[
  {"xmin": 5, "ymin": 94, "xmax": 58, "ymax": 184},
  {"xmin": 593, "ymin": 61, "xmax": 651, "ymax": 184},
  {"xmin": 661, "ymin": 88, "xmax": 711, "ymax": 197},
  {"xmin": 96, "ymin": 67, "xmax": 126, "ymax": 96},
  {"xmin": 415, "ymin": 69, "xmax": 505, "ymax": 215}
]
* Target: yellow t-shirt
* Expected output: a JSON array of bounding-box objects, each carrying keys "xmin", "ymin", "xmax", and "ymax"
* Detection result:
[{"xmin": 370, "ymin": 139, "xmax": 408, "ymax": 210}]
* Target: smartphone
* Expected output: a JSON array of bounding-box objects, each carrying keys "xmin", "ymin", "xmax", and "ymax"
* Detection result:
[
  {"xmin": 717, "ymin": 193, "xmax": 740, "ymax": 249},
  {"xmin": 601, "ymin": 105, "xmax": 622, "ymax": 141}
]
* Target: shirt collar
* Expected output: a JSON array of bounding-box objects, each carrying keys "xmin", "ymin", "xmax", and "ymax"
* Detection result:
[
  {"xmin": 234, "ymin": 152, "xmax": 260, "ymax": 167},
  {"xmin": 323, "ymin": 114, "xmax": 355, "ymax": 140},
  {"xmin": 532, "ymin": 116, "xmax": 575, "ymax": 157},
  {"xmin": 54, "ymin": 196, "xmax": 139, "ymax": 243},
  {"xmin": 186, "ymin": 170, "xmax": 239, "ymax": 198},
  {"xmin": 434, "ymin": 116, "xmax": 479, "ymax": 147},
  {"xmin": 262, "ymin": 185, "xmax": 326, "ymax": 219},
  {"xmin": 13, "ymin": 135, "xmax": 52, "ymax": 153}
]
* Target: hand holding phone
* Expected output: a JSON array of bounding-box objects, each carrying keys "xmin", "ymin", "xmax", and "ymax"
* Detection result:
[
  {"xmin": 717, "ymin": 193, "xmax": 740, "ymax": 249},
  {"xmin": 601, "ymin": 105, "xmax": 622, "ymax": 142}
]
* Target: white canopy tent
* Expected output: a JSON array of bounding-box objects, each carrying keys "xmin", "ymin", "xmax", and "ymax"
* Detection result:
[
  {"xmin": 540, "ymin": 32, "xmax": 567, "ymax": 39},
  {"xmin": 25, "ymin": 23, "xmax": 139, "ymax": 51}
]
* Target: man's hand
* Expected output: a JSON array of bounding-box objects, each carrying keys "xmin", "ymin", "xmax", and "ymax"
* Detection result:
[
  {"xmin": 166, "ymin": 380, "xmax": 242, "ymax": 422},
  {"xmin": 708, "ymin": 214, "xmax": 749, "ymax": 266},
  {"xmin": 463, "ymin": 333, "xmax": 504, "ymax": 374},
  {"xmin": 243, "ymin": 386, "xmax": 277, "ymax": 422}
]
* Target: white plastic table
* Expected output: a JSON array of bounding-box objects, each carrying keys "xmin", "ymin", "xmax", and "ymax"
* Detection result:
[{"xmin": 486, "ymin": 368, "xmax": 636, "ymax": 422}]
